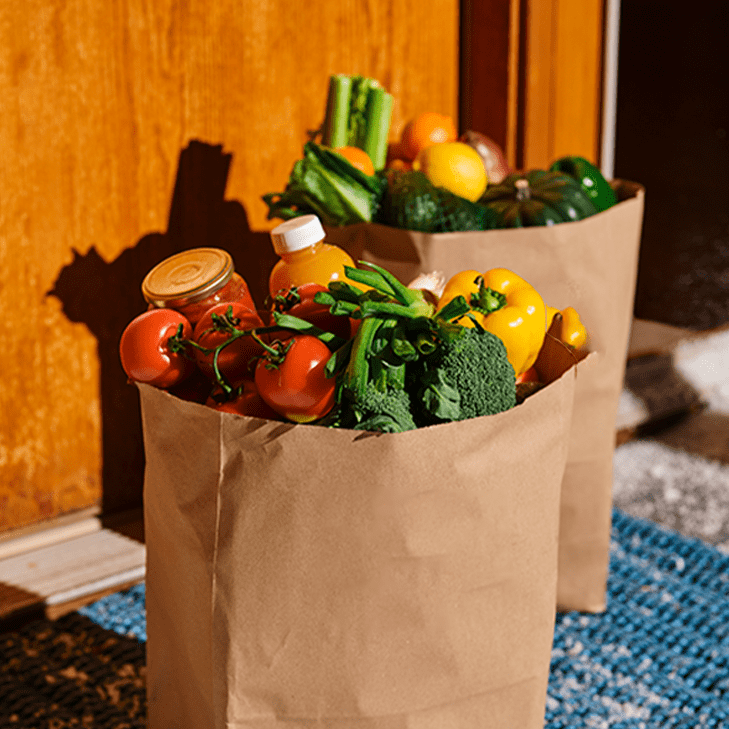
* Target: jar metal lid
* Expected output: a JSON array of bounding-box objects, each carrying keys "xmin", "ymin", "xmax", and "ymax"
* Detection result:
[
  {"xmin": 270, "ymin": 214, "xmax": 326, "ymax": 255},
  {"xmin": 141, "ymin": 248, "xmax": 234, "ymax": 308}
]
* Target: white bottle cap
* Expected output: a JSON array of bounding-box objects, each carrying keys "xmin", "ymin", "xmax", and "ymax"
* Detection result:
[{"xmin": 270, "ymin": 215, "xmax": 326, "ymax": 255}]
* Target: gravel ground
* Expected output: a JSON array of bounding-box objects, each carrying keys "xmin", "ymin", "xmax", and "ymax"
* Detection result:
[{"xmin": 613, "ymin": 327, "xmax": 729, "ymax": 553}]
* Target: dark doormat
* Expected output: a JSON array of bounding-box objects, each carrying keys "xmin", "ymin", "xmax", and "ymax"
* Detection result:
[{"xmin": 0, "ymin": 611, "xmax": 145, "ymax": 728}]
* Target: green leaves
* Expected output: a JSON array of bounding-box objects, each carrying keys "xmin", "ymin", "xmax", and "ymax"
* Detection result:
[
  {"xmin": 270, "ymin": 312, "xmax": 347, "ymax": 352},
  {"xmin": 420, "ymin": 369, "xmax": 462, "ymax": 421},
  {"xmin": 262, "ymin": 142, "xmax": 387, "ymax": 227}
]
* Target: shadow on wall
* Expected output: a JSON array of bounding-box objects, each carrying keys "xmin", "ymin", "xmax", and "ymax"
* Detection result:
[{"xmin": 48, "ymin": 140, "xmax": 277, "ymax": 515}]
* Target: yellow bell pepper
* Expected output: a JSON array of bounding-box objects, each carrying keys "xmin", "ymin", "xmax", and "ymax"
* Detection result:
[
  {"xmin": 546, "ymin": 305, "xmax": 588, "ymax": 350},
  {"xmin": 438, "ymin": 268, "xmax": 547, "ymax": 375}
]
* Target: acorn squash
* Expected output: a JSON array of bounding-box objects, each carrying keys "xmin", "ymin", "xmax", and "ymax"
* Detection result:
[{"xmin": 480, "ymin": 169, "xmax": 598, "ymax": 227}]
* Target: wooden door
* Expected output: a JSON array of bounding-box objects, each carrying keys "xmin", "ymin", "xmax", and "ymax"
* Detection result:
[
  {"xmin": 462, "ymin": 0, "xmax": 606, "ymax": 170},
  {"xmin": 0, "ymin": 0, "xmax": 459, "ymax": 535},
  {"xmin": 1, "ymin": 0, "xmax": 607, "ymax": 537}
]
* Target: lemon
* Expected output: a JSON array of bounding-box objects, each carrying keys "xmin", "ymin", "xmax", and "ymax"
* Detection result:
[{"xmin": 413, "ymin": 141, "xmax": 488, "ymax": 202}]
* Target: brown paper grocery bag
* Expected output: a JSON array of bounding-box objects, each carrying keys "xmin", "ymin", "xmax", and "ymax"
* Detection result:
[
  {"xmin": 140, "ymin": 337, "xmax": 584, "ymax": 729},
  {"xmin": 326, "ymin": 181, "xmax": 644, "ymax": 612}
]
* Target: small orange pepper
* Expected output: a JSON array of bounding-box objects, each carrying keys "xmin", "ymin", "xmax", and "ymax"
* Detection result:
[{"xmin": 546, "ymin": 305, "xmax": 588, "ymax": 350}]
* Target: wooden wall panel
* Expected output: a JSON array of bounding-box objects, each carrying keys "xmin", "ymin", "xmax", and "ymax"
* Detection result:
[
  {"xmin": 461, "ymin": 0, "xmax": 605, "ymax": 172},
  {"xmin": 550, "ymin": 0, "xmax": 604, "ymax": 163},
  {"xmin": 521, "ymin": 0, "xmax": 605, "ymax": 169},
  {"xmin": 459, "ymin": 0, "xmax": 520, "ymax": 166},
  {"xmin": 0, "ymin": 0, "xmax": 459, "ymax": 534}
]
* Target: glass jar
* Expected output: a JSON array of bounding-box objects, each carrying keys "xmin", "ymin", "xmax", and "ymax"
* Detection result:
[{"xmin": 142, "ymin": 248, "xmax": 257, "ymax": 327}]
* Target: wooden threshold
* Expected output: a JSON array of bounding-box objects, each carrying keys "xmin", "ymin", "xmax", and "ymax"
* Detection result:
[{"xmin": 0, "ymin": 510, "xmax": 144, "ymax": 628}]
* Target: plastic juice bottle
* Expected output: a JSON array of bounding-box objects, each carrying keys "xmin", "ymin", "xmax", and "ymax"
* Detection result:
[{"xmin": 268, "ymin": 215, "xmax": 362, "ymax": 296}]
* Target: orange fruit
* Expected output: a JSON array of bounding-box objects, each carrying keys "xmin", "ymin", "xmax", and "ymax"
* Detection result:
[
  {"xmin": 333, "ymin": 146, "xmax": 375, "ymax": 176},
  {"xmin": 399, "ymin": 112, "xmax": 458, "ymax": 162}
]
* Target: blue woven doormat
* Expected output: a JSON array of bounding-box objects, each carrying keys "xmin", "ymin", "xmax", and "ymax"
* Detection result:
[{"xmin": 80, "ymin": 508, "xmax": 729, "ymax": 727}]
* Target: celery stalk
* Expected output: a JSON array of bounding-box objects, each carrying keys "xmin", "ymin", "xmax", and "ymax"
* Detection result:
[
  {"xmin": 347, "ymin": 77, "xmax": 376, "ymax": 148},
  {"xmin": 322, "ymin": 75, "xmax": 352, "ymax": 148},
  {"xmin": 362, "ymin": 86, "xmax": 393, "ymax": 171}
]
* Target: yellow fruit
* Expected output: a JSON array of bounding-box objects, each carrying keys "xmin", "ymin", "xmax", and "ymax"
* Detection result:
[{"xmin": 413, "ymin": 141, "xmax": 488, "ymax": 202}]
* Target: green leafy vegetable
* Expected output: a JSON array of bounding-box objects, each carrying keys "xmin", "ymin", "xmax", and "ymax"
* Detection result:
[
  {"xmin": 262, "ymin": 142, "xmax": 387, "ymax": 226},
  {"xmin": 408, "ymin": 324, "xmax": 517, "ymax": 425},
  {"xmin": 318, "ymin": 261, "xmax": 514, "ymax": 433}
]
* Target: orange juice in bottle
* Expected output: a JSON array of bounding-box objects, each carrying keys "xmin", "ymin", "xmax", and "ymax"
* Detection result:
[{"xmin": 268, "ymin": 215, "xmax": 363, "ymax": 296}]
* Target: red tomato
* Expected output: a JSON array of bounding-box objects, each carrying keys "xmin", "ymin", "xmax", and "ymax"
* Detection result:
[
  {"xmin": 254, "ymin": 335, "xmax": 336, "ymax": 423},
  {"xmin": 206, "ymin": 380, "xmax": 281, "ymax": 420},
  {"xmin": 193, "ymin": 303, "xmax": 265, "ymax": 385},
  {"xmin": 119, "ymin": 309, "xmax": 194, "ymax": 389},
  {"xmin": 270, "ymin": 283, "xmax": 353, "ymax": 341}
]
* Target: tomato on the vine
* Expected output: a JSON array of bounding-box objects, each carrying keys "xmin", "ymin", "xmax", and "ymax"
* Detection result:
[
  {"xmin": 119, "ymin": 309, "xmax": 195, "ymax": 389},
  {"xmin": 269, "ymin": 283, "xmax": 353, "ymax": 340},
  {"xmin": 206, "ymin": 379, "xmax": 281, "ymax": 420},
  {"xmin": 193, "ymin": 303, "xmax": 265, "ymax": 386},
  {"xmin": 254, "ymin": 335, "xmax": 336, "ymax": 423}
]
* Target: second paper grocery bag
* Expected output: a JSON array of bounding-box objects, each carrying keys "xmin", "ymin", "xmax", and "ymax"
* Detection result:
[
  {"xmin": 326, "ymin": 181, "xmax": 644, "ymax": 611},
  {"xmin": 140, "ymin": 336, "xmax": 582, "ymax": 729}
]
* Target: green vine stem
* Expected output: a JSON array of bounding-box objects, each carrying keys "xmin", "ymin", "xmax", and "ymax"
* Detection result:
[{"xmin": 166, "ymin": 308, "xmax": 348, "ymax": 398}]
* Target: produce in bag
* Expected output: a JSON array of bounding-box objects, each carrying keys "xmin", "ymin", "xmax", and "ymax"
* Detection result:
[
  {"xmin": 264, "ymin": 73, "xmax": 611, "ymax": 233},
  {"xmin": 376, "ymin": 170, "xmax": 494, "ymax": 232},
  {"xmin": 262, "ymin": 74, "xmax": 393, "ymax": 226},
  {"xmin": 459, "ymin": 130, "xmax": 512, "ymax": 184},
  {"xmin": 121, "ymin": 254, "xmax": 539, "ymax": 432},
  {"xmin": 262, "ymin": 142, "xmax": 387, "ymax": 227},
  {"xmin": 124, "ymin": 224, "xmax": 590, "ymax": 727},
  {"xmin": 549, "ymin": 155, "xmax": 618, "ymax": 212},
  {"xmin": 318, "ymin": 73, "xmax": 394, "ymax": 171}
]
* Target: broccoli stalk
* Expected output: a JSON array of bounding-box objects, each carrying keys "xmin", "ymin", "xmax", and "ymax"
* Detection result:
[
  {"xmin": 328, "ymin": 263, "xmax": 435, "ymax": 433},
  {"xmin": 338, "ymin": 317, "xmax": 418, "ymax": 433},
  {"xmin": 314, "ymin": 263, "xmax": 433, "ymax": 432}
]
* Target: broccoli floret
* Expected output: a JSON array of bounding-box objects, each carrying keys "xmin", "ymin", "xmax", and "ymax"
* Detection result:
[
  {"xmin": 411, "ymin": 325, "xmax": 516, "ymax": 424},
  {"xmin": 349, "ymin": 382, "xmax": 417, "ymax": 433}
]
